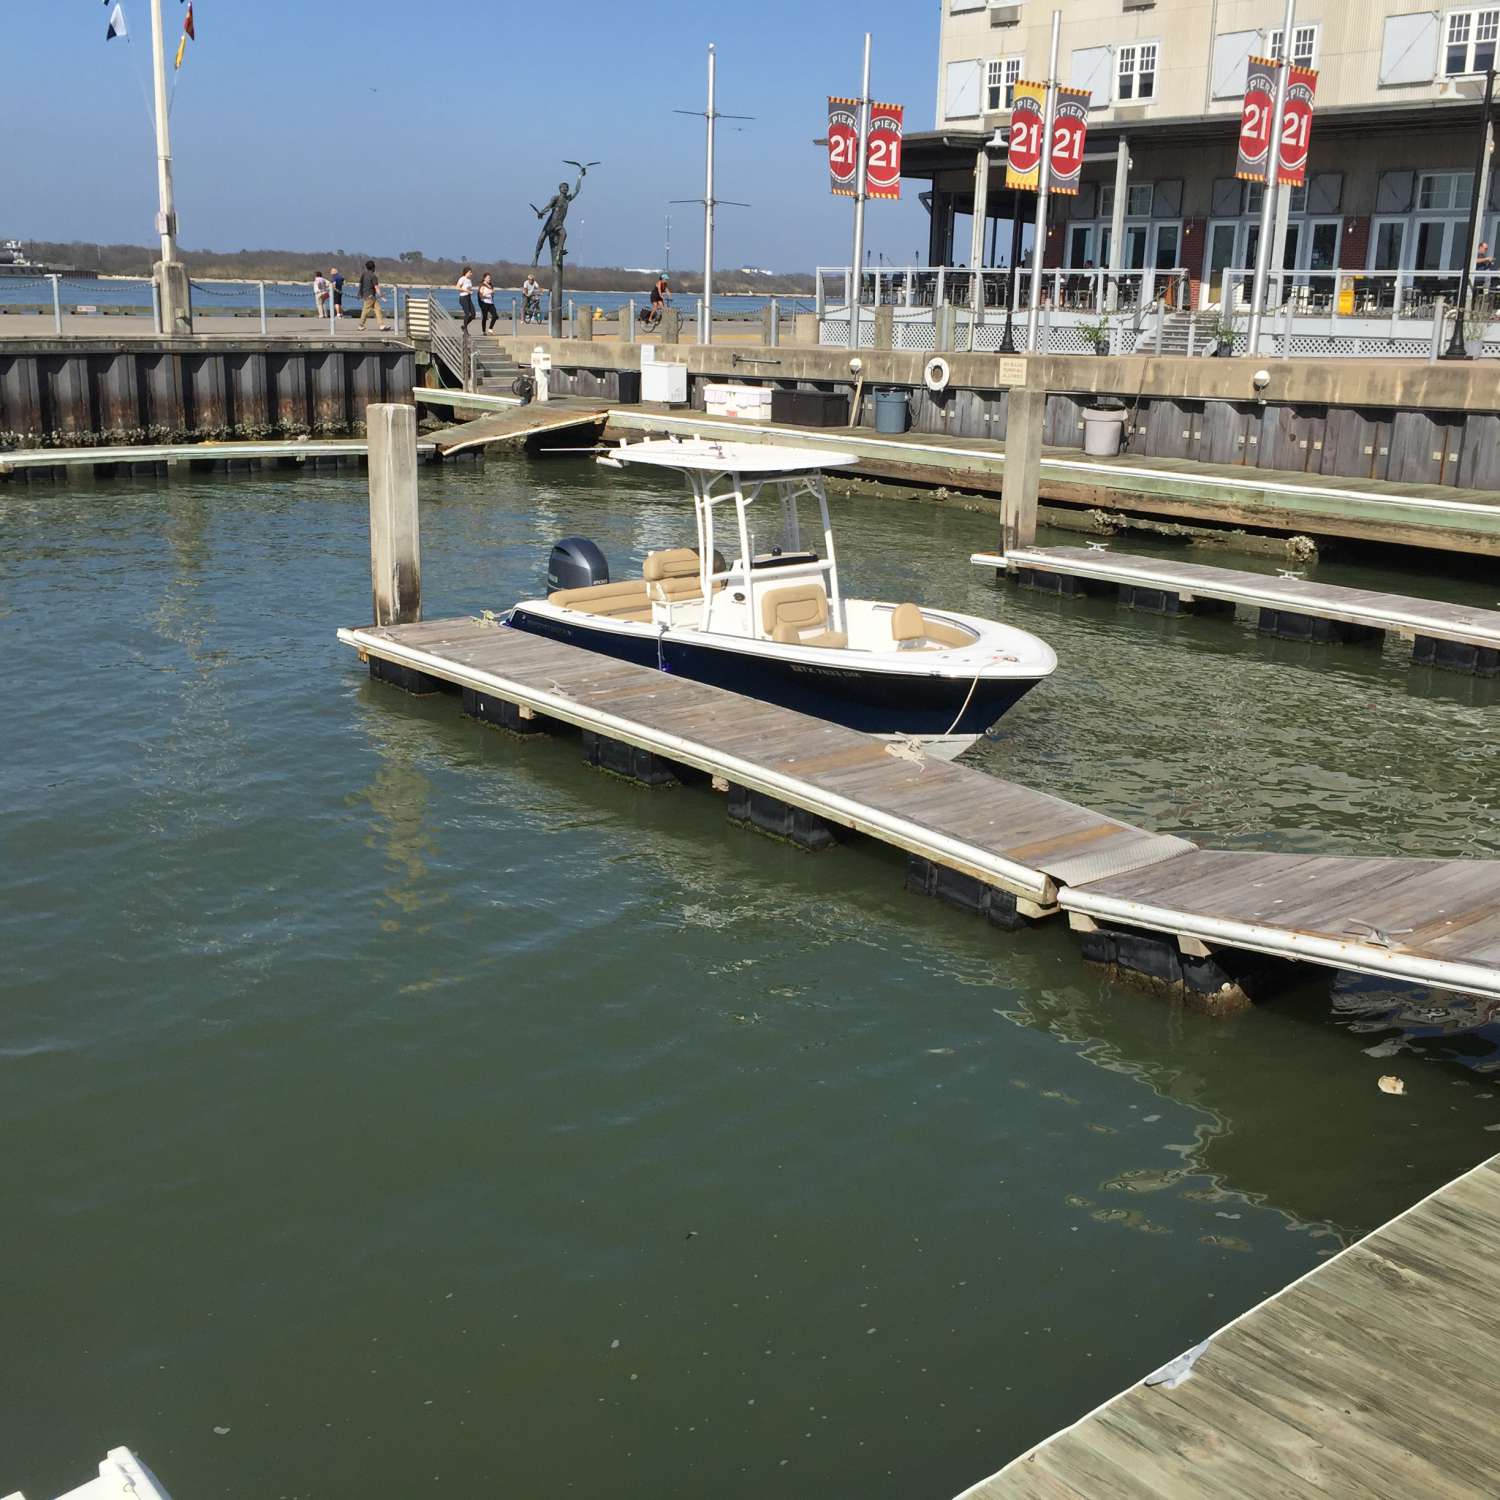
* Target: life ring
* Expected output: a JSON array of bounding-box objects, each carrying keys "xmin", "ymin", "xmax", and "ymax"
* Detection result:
[{"xmin": 924, "ymin": 356, "xmax": 951, "ymax": 392}]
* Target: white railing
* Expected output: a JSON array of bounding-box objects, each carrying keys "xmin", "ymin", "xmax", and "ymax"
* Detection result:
[
  {"xmin": 1210, "ymin": 266, "xmax": 1500, "ymax": 320},
  {"xmin": 815, "ymin": 264, "xmax": 1191, "ymax": 317},
  {"xmin": 421, "ymin": 297, "xmax": 468, "ymax": 388}
]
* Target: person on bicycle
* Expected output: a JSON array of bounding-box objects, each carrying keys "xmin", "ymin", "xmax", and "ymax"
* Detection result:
[
  {"xmin": 522, "ymin": 272, "xmax": 542, "ymax": 322},
  {"xmin": 650, "ymin": 274, "xmax": 671, "ymax": 318}
]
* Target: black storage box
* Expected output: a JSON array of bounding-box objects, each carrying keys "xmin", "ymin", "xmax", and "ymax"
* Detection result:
[
  {"xmin": 614, "ymin": 370, "xmax": 642, "ymax": 403},
  {"xmin": 771, "ymin": 389, "xmax": 849, "ymax": 427}
]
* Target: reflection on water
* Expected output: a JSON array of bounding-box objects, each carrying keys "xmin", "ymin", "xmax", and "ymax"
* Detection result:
[{"xmin": 1, "ymin": 461, "xmax": 1497, "ymax": 1500}]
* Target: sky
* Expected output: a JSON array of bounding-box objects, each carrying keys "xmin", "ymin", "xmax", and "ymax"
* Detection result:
[{"xmin": 3, "ymin": 0, "xmax": 942, "ymax": 273}]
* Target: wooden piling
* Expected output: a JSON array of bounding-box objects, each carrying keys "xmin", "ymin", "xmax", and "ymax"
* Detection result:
[
  {"xmin": 1001, "ymin": 380, "xmax": 1044, "ymax": 552},
  {"xmin": 367, "ymin": 402, "xmax": 420, "ymax": 627}
]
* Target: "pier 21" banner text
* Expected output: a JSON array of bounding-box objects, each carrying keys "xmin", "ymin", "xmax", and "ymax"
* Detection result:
[{"xmin": 828, "ymin": 99, "xmax": 905, "ymax": 199}]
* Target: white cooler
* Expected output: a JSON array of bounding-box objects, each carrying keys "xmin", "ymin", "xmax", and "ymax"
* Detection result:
[{"xmin": 642, "ymin": 362, "xmax": 688, "ymax": 405}]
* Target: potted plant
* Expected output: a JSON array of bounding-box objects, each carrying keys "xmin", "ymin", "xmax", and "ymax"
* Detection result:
[
  {"xmin": 1211, "ymin": 317, "xmax": 1238, "ymax": 357},
  {"xmin": 1080, "ymin": 316, "xmax": 1112, "ymax": 356}
]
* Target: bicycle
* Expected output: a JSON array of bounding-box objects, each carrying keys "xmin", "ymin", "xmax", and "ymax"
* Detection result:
[
  {"xmin": 521, "ymin": 295, "xmax": 545, "ymax": 324},
  {"xmin": 638, "ymin": 303, "xmax": 665, "ymax": 332}
]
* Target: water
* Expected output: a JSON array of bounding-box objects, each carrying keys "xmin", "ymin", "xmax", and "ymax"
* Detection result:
[
  {"xmin": 0, "ymin": 275, "xmax": 812, "ymax": 320},
  {"xmin": 3, "ymin": 462, "xmax": 1498, "ymax": 1499}
]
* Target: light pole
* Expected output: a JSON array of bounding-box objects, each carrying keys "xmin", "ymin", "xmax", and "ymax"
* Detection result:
[
  {"xmin": 148, "ymin": 0, "xmax": 190, "ymax": 331},
  {"xmin": 1025, "ymin": 11, "xmax": 1062, "ymax": 350},
  {"xmin": 1246, "ymin": 0, "xmax": 1297, "ymax": 355},
  {"xmin": 848, "ymin": 32, "xmax": 872, "ymax": 351},
  {"xmin": 1443, "ymin": 64, "xmax": 1496, "ymax": 360}
]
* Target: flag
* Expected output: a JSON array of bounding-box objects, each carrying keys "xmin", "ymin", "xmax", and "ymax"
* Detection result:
[
  {"xmin": 175, "ymin": 4, "xmax": 194, "ymax": 68},
  {"xmin": 106, "ymin": 3, "xmax": 127, "ymax": 40}
]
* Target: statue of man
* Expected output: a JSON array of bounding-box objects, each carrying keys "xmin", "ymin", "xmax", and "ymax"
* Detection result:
[{"xmin": 532, "ymin": 167, "xmax": 586, "ymax": 270}]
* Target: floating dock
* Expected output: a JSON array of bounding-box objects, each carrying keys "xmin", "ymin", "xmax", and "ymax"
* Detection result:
[
  {"xmin": 958, "ymin": 1150, "xmax": 1500, "ymax": 1499},
  {"xmin": 340, "ymin": 619, "xmax": 1500, "ymax": 1005},
  {"xmin": 973, "ymin": 544, "xmax": 1500, "ymax": 674},
  {"xmin": 0, "ymin": 437, "xmax": 438, "ymax": 481}
]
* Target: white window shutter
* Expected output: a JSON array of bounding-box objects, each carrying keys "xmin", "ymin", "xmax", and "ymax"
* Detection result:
[
  {"xmin": 945, "ymin": 59, "xmax": 984, "ymax": 118},
  {"xmin": 1210, "ymin": 30, "xmax": 1258, "ymax": 99},
  {"xmin": 1379, "ymin": 12, "xmax": 1439, "ymax": 85},
  {"xmin": 1070, "ymin": 45, "xmax": 1113, "ymax": 106},
  {"xmin": 950, "ymin": 0, "xmax": 985, "ymax": 11}
]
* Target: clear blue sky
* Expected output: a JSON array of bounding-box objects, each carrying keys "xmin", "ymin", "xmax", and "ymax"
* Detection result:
[{"xmin": 4, "ymin": 0, "xmax": 941, "ymax": 272}]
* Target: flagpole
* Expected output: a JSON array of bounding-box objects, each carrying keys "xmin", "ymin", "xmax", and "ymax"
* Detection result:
[
  {"xmin": 703, "ymin": 44, "xmax": 716, "ymax": 346},
  {"xmin": 149, "ymin": 0, "xmax": 189, "ymax": 331},
  {"xmin": 1247, "ymin": 0, "xmax": 1297, "ymax": 354},
  {"xmin": 1026, "ymin": 10, "xmax": 1061, "ymax": 350},
  {"xmin": 848, "ymin": 32, "xmax": 871, "ymax": 352}
]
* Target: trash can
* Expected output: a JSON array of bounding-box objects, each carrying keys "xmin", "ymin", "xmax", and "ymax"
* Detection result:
[
  {"xmin": 872, "ymin": 387, "xmax": 910, "ymax": 434},
  {"xmin": 1081, "ymin": 402, "xmax": 1128, "ymax": 457}
]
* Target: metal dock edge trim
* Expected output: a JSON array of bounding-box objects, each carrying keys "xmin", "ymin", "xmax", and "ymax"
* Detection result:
[
  {"xmin": 1057, "ymin": 885, "xmax": 1500, "ymax": 1001},
  {"xmin": 951, "ymin": 1150, "xmax": 1500, "ymax": 1498},
  {"xmin": 339, "ymin": 627, "xmax": 1058, "ymax": 904}
]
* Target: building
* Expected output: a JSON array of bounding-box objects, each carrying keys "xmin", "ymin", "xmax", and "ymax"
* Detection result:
[{"xmin": 903, "ymin": 0, "xmax": 1498, "ymax": 307}]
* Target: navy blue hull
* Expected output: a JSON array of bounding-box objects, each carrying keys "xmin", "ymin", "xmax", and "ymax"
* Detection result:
[{"xmin": 507, "ymin": 608, "xmax": 1039, "ymax": 737}]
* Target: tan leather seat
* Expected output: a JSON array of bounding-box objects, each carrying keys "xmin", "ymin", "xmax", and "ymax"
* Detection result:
[
  {"xmin": 644, "ymin": 547, "xmax": 717, "ymax": 603},
  {"xmin": 762, "ymin": 583, "xmax": 848, "ymax": 649},
  {"xmin": 548, "ymin": 579, "xmax": 652, "ymax": 623},
  {"xmin": 891, "ymin": 601, "xmax": 973, "ymax": 650}
]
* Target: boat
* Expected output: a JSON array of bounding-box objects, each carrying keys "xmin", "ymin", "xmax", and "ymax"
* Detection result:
[
  {"xmin": 6, "ymin": 1446, "xmax": 173, "ymax": 1500},
  {"xmin": 506, "ymin": 438, "xmax": 1056, "ymax": 758}
]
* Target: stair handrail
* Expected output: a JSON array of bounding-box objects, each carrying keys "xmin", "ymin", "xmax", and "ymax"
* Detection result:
[{"xmin": 426, "ymin": 296, "xmax": 469, "ymax": 389}]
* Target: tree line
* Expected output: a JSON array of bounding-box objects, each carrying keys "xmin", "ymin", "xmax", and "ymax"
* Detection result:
[{"xmin": 22, "ymin": 241, "xmax": 816, "ymax": 295}]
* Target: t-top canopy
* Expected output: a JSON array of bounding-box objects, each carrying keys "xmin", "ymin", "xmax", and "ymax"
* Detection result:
[{"xmin": 605, "ymin": 437, "xmax": 857, "ymax": 475}]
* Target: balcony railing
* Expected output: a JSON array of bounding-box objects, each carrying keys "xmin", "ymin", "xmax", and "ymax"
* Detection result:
[{"xmin": 815, "ymin": 264, "xmax": 1190, "ymax": 317}]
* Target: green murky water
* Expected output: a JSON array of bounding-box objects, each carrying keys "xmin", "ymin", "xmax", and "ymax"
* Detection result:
[{"xmin": 2, "ymin": 459, "xmax": 1496, "ymax": 1498}]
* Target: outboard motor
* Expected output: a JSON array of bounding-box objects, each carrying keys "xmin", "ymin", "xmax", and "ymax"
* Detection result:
[{"xmin": 547, "ymin": 537, "xmax": 610, "ymax": 592}]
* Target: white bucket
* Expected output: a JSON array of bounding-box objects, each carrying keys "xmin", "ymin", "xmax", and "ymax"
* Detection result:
[{"xmin": 1082, "ymin": 406, "xmax": 1127, "ymax": 457}]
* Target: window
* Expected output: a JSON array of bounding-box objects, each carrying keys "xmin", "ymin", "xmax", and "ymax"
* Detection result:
[
  {"xmin": 1444, "ymin": 8, "xmax": 1499, "ymax": 75},
  {"xmin": 1244, "ymin": 182, "xmax": 1309, "ymax": 214},
  {"xmin": 1268, "ymin": 24, "xmax": 1318, "ymax": 69},
  {"xmin": 1099, "ymin": 183, "xmax": 1156, "ymax": 217},
  {"xmin": 1418, "ymin": 170, "xmax": 1474, "ymax": 209},
  {"xmin": 1116, "ymin": 41, "xmax": 1158, "ymax": 100},
  {"xmin": 986, "ymin": 56, "xmax": 1022, "ymax": 110}
]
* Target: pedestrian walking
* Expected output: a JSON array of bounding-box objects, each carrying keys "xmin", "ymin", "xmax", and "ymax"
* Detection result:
[
  {"xmin": 312, "ymin": 269, "xmax": 328, "ymax": 318},
  {"xmin": 329, "ymin": 266, "xmax": 345, "ymax": 318},
  {"xmin": 457, "ymin": 266, "xmax": 476, "ymax": 330},
  {"xmin": 478, "ymin": 272, "xmax": 497, "ymax": 333},
  {"xmin": 358, "ymin": 260, "xmax": 387, "ymax": 330}
]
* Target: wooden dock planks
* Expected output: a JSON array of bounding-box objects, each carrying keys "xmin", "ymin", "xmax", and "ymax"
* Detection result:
[
  {"xmin": 426, "ymin": 403, "xmax": 608, "ymax": 457},
  {"xmin": 958, "ymin": 1154, "xmax": 1500, "ymax": 1500},
  {"xmin": 1062, "ymin": 850, "xmax": 1500, "ymax": 998},
  {"xmin": 340, "ymin": 620, "xmax": 1500, "ymax": 1000},
  {"xmin": 993, "ymin": 545, "xmax": 1500, "ymax": 651},
  {"xmin": 341, "ymin": 617, "xmax": 1190, "ymax": 907}
]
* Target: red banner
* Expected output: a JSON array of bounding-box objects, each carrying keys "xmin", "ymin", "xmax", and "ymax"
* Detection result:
[
  {"xmin": 1277, "ymin": 66, "xmax": 1318, "ymax": 187},
  {"xmin": 1234, "ymin": 57, "xmax": 1277, "ymax": 183},
  {"xmin": 866, "ymin": 102, "xmax": 903, "ymax": 199},
  {"xmin": 1047, "ymin": 86, "xmax": 1090, "ymax": 195},
  {"xmin": 828, "ymin": 97, "xmax": 903, "ymax": 198},
  {"xmin": 828, "ymin": 97, "xmax": 859, "ymax": 196},
  {"xmin": 1004, "ymin": 82, "xmax": 1046, "ymax": 192}
]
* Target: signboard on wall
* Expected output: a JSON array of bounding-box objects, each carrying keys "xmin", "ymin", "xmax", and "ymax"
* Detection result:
[
  {"xmin": 1277, "ymin": 67, "xmax": 1318, "ymax": 187},
  {"xmin": 866, "ymin": 102, "xmax": 904, "ymax": 199},
  {"xmin": 1004, "ymin": 81, "xmax": 1047, "ymax": 192},
  {"xmin": 1047, "ymin": 86, "xmax": 1091, "ymax": 195},
  {"xmin": 828, "ymin": 97, "xmax": 859, "ymax": 195},
  {"xmin": 1234, "ymin": 57, "xmax": 1277, "ymax": 183}
]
